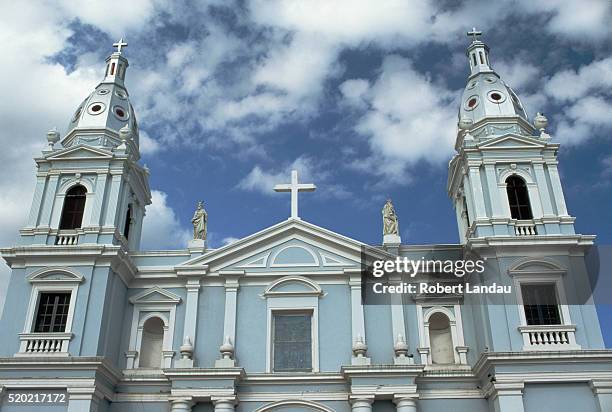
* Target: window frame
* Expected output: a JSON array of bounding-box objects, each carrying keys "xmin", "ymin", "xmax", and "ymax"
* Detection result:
[
  {"xmin": 505, "ymin": 175, "xmax": 534, "ymax": 220},
  {"xmin": 513, "ymin": 273, "xmax": 572, "ymax": 327},
  {"xmin": 271, "ymin": 310, "xmax": 314, "ymax": 373},
  {"xmin": 23, "ymin": 268, "xmax": 83, "ymax": 337},
  {"xmin": 58, "ymin": 185, "xmax": 87, "ymax": 230},
  {"xmin": 264, "ymin": 276, "xmax": 321, "ymax": 373},
  {"xmin": 33, "ymin": 291, "xmax": 72, "ymax": 333}
]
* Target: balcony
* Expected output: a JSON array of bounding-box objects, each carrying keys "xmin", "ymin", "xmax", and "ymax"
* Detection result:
[
  {"xmin": 519, "ymin": 324, "xmax": 580, "ymax": 351},
  {"xmin": 55, "ymin": 231, "xmax": 79, "ymax": 245},
  {"xmin": 16, "ymin": 332, "xmax": 72, "ymax": 356},
  {"xmin": 514, "ymin": 220, "xmax": 537, "ymax": 236}
]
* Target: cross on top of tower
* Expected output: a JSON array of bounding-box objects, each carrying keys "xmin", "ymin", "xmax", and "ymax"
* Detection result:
[
  {"xmin": 113, "ymin": 38, "xmax": 128, "ymax": 53},
  {"xmin": 273, "ymin": 170, "xmax": 316, "ymax": 219},
  {"xmin": 467, "ymin": 27, "xmax": 482, "ymax": 43}
]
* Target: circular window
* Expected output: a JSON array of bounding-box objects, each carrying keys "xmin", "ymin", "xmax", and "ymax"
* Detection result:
[
  {"xmin": 487, "ymin": 90, "xmax": 506, "ymax": 103},
  {"xmin": 467, "ymin": 80, "xmax": 478, "ymax": 89},
  {"xmin": 72, "ymin": 107, "xmax": 82, "ymax": 122},
  {"xmin": 87, "ymin": 102, "xmax": 106, "ymax": 115},
  {"xmin": 484, "ymin": 76, "xmax": 497, "ymax": 84},
  {"xmin": 97, "ymin": 88, "xmax": 110, "ymax": 95},
  {"xmin": 464, "ymin": 95, "xmax": 479, "ymax": 111},
  {"xmin": 113, "ymin": 105, "xmax": 129, "ymax": 120},
  {"xmin": 115, "ymin": 89, "xmax": 128, "ymax": 100}
]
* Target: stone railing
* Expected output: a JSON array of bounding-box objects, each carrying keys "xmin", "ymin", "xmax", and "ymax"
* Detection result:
[
  {"xmin": 16, "ymin": 332, "xmax": 72, "ymax": 356},
  {"xmin": 55, "ymin": 231, "xmax": 79, "ymax": 245},
  {"xmin": 519, "ymin": 324, "xmax": 580, "ymax": 351},
  {"xmin": 514, "ymin": 220, "xmax": 537, "ymax": 236}
]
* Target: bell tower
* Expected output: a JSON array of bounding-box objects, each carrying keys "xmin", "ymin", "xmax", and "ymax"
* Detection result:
[
  {"xmin": 21, "ymin": 39, "xmax": 151, "ymax": 250},
  {"xmin": 447, "ymin": 30, "xmax": 577, "ymax": 245}
]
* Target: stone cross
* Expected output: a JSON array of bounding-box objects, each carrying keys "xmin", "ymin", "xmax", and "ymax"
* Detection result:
[
  {"xmin": 467, "ymin": 27, "xmax": 482, "ymax": 42},
  {"xmin": 274, "ymin": 169, "xmax": 316, "ymax": 219},
  {"xmin": 113, "ymin": 38, "xmax": 128, "ymax": 53}
]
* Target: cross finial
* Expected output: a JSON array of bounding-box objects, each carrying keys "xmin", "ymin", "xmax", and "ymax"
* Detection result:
[
  {"xmin": 467, "ymin": 27, "xmax": 482, "ymax": 42},
  {"xmin": 273, "ymin": 170, "xmax": 316, "ymax": 219},
  {"xmin": 113, "ymin": 38, "xmax": 128, "ymax": 53}
]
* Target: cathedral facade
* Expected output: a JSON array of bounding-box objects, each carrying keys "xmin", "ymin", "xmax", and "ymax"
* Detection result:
[{"xmin": 1, "ymin": 34, "xmax": 611, "ymax": 412}]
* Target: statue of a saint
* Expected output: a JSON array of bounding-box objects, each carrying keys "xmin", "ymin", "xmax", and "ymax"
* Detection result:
[
  {"xmin": 382, "ymin": 199, "xmax": 399, "ymax": 236},
  {"xmin": 192, "ymin": 201, "xmax": 207, "ymax": 240}
]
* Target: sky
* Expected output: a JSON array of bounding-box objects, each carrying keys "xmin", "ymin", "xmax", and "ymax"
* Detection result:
[{"xmin": 0, "ymin": 1, "xmax": 611, "ymax": 342}]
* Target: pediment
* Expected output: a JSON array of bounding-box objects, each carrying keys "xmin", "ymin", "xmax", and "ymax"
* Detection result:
[
  {"xmin": 479, "ymin": 134, "xmax": 545, "ymax": 150},
  {"xmin": 46, "ymin": 144, "xmax": 113, "ymax": 160},
  {"xmin": 27, "ymin": 267, "xmax": 84, "ymax": 283},
  {"xmin": 180, "ymin": 218, "xmax": 391, "ymax": 273},
  {"xmin": 129, "ymin": 286, "xmax": 182, "ymax": 304}
]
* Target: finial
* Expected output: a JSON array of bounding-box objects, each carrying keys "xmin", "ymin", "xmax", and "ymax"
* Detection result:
[
  {"xmin": 534, "ymin": 112, "xmax": 550, "ymax": 139},
  {"xmin": 352, "ymin": 334, "xmax": 368, "ymax": 358},
  {"xmin": 467, "ymin": 27, "xmax": 482, "ymax": 43},
  {"xmin": 46, "ymin": 128, "xmax": 60, "ymax": 149},
  {"xmin": 219, "ymin": 336, "xmax": 235, "ymax": 360},
  {"xmin": 113, "ymin": 37, "xmax": 128, "ymax": 53},
  {"xmin": 180, "ymin": 336, "xmax": 194, "ymax": 360}
]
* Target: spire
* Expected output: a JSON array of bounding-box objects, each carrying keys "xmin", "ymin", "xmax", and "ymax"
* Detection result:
[
  {"xmin": 466, "ymin": 27, "xmax": 493, "ymax": 76},
  {"xmin": 103, "ymin": 38, "xmax": 129, "ymax": 86}
]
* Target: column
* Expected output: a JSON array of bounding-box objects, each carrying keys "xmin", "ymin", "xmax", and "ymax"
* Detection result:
[
  {"xmin": 390, "ymin": 286, "xmax": 409, "ymax": 364},
  {"xmin": 39, "ymin": 175, "xmax": 59, "ymax": 227},
  {"xmin": 590, "ymin": 380, "xmax": 612, "ymax": 412},
  {"xmin": 67, "ymin": 388, "xmax": 101, "ymax": 412},
  {"xmin": 89, "ymin": 173, "xmax": 108, "ymax": 227},
  {"xmin": 492, "ymin": 383, "xmax": 525, "ymax": 412},
  {"xmin": 394, "ymin": 397, "xmax": 417, "ymax": 412},
  {"xmin": 350, "ymin": 397, "xmax": 373, "ymax": 412},
  {"xmin": 532, "ymin": 162, "xmax": 554, "ymax": 216},
  {"xmin": 212, "ymin": 396, "xmax": 236, "ymax": 412},
  {"xmin": 484, "ymin": 163, "xmax": 504, "ymax": 218},
  {"xmin": 348, "ymin": 270, "xmax": 370, "ymax": 365},
  {"xmin": 468, "ymin": 165, "xmax": 487, "ymax": 219},
  {"xmin": 103, "ymin": 173, "xmax": 123, "ymax": 227},
  {"xmin": 216, "ymin": 272, "xmax": 240, "ymax": 367},
  {"xmin": 26, "ymin": 175, "xmax": 46, "ymax": 227},
  {"xmin": 547, "ymin": 162, "xmax": 569, "ymax": 216},
  {"xmin": 177, "ymin": 278, "xmax": 201, "ymax": 367},
  {"xmin": 171, "ymin": 398, "xmax": 194, "ymax": 412}
]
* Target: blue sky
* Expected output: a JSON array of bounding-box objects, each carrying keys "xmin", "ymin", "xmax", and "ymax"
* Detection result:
[{"xmin": 0, "ymin": 1, "xmax": 611, "ymax": 342}]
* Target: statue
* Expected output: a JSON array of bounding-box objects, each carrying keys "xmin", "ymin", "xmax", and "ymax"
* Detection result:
[
  {"xmin": 191, "ymin": 201, "xmax": 207, "ymax": 240},
  {"xmin": 382, "ymin": 199, "xmax": 399, "ymax": 236}
]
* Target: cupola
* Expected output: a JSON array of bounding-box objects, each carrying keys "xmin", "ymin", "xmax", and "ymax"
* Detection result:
[{"xmin": 63, "ymin": 38, "xmax": 140, "ymax": 157}]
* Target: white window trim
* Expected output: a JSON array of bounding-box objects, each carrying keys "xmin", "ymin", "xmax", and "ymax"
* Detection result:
[
  {"xmin": 18, "ymin": 268, "xmax": 84, "ymax": 356},
  {"xmin": 510, "ymin": 260, "xmax": 580, "ymax": 351},
  {"xmin": 265, "ymin": 276, "xmax": 321, "ymax": 373},
  {"xmin": 512, "ymin": 272, "xmax": 572, "ymax": 327},
  {"xmin": 127, "ymin": 287, "xmax": 181, "ymax": 369},
  {"xmin": 416, "ymin": 304, "xmax": 467, "ymax": 366}
]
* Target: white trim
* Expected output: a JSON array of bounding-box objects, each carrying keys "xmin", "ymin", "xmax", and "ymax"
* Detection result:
[
  {"xmin": 19, "ymin": 268, "xmax": 83, "ymax": 355},
  {"xmin": 263, "ymin": 275, "xmax": 323, "ymax": 297},
  {"xmin": 265, "ymin": 279, "xmax": 321, "ymax": 373},
  {"xmin": 127, "ymin": 287, "xmax": 180, "ymax": 369},
  {"xmin": 417, "ymin": 305, "xmax": 467, "ymax": 366},
  {"xmin": 253, "ymin": 399, "xmax": 335, "ymax": 412},
  {"xmin": 270, "ymin": 244, "xmax": 320, "ymax": 267}
]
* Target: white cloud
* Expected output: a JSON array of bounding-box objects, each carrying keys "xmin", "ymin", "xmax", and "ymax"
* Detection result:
[
  {"xmin": 544, "ymin": 57, "xmax": 612, "ymax": 102},
  {"xmin": 345, "ymin": 56, "xmax": 459, "ymax": 181},
  {"xmin": 222, "ymin": 237, "xmax": 240, "ymax": 245},
  {"xmin": 238, "ymin": 156, "xmax": 352, "ymax": 200},
  {"xmin": 340, "ymin": 78, "xmax": 370, "ymax": 108},
  {"xmin": 140, "ymin": 190, "xmax": 191, "ymax": 250},
  {"xmin": 139, "ymin": 130, "xmax": 161, "ymax": 155}
]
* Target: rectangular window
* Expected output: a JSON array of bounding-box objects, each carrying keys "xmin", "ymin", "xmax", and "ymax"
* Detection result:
[
  {"xmin": 34, "ymin": 292, "xmax": 71, "ymax": 332},
  {"xmin": 521, "ymin": 284, "xmax": 561, "ymax": 325},
  {"xmin": 273, "ymin": 312, "xmax": 312, "ymax": 372}
]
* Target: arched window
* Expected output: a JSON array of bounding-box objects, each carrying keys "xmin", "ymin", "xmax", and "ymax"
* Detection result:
[
  {"xmin": 429, "ymin": 312, "xmax": 454, "ymax": 364},
  {"xmin": 123, "ymin": 205, "xmax": 132, "ymax": 240},
  {"xmin": 506, "ymin": 176, "xmax": 533, "ymax": 220},
  {"xmin": 139, "ymin": 317, "xmax": 164, "ymax": 368},
  {"xmin": 59, "ymin": 185, "xmax": 87, "ymax": 230}
]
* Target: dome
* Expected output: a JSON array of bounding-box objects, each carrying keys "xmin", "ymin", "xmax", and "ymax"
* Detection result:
[
  {"xmin": 66, "ymin": 82, "xmax": 139, "ymax": 145},
  {"xmin": 459, "ymin": 72, "xmax": 528, "ymax": 124},
  {"xmin": 63, "ymin": 40, "xmax": 140, "ymax": 151}
]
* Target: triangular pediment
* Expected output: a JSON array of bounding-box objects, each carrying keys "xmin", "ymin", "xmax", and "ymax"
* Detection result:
[
  {"xmin": 129, "ymin": 286, "xmax": 181, "ymax": 304},
  {"xmin": 479, "ymin": 134, "xmax": 546, "ymax": 150},
  {"xmin": 179, "ymin": 218, "xmax": 391, "ymax": 273},
  {"xmin": 46, "ymin": 144, "xmax": 113, "ymax": 160}
]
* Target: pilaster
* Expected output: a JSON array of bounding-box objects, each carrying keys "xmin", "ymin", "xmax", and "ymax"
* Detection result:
[
  {"xmin": 468, "ymin": 165, "xmax": 487, "ymax": 219},
  {"xmin": 532, "ymin": 162, "xmax": 554, "ymax": 217},
  {"xmin": 103, "ymin": 173, "xmax": 123, "ymax": 227},
  {"xmin": 547, "ymin": 162, "xmax": 569, "ymax": 216},
  {"xmin": 216, "ymin": 271, "xmax": 241, "ymax": 367},
  {"xmin": 66, "ymin": 387, "xmax": 103, "ymax": 412},
  {"xmin": 490, "ymin": 382, "xmax": 525, "ymax": 412},
  {"xmin": 26, "ymin": 175, "xmax": 46, "ymax": 227},
  {"xmin": 39, "ymin": 174, "xmax": 59, "ymax": 227},
  {"xmin": 590, "ymin": 380, "xmax": 612, "ymax": 412},
  {"xmin": 348, "ymin": 270, "xmax": 369, "ymax": 365}
]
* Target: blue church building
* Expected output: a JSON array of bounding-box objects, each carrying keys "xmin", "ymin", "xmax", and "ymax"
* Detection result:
[{"xmin": 1, "ymin": 33, "xmax": 611, "ymax": 412}]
